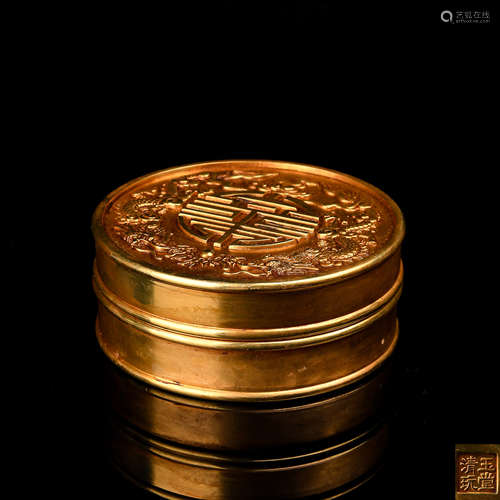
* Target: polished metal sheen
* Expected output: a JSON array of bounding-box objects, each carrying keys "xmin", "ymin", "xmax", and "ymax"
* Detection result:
[{"xmin": 92, "ymin": 160, "xmax": 405, "ymax": 498}]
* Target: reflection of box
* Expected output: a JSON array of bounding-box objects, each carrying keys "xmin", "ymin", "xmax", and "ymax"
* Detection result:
[
  {"xmin": 92, "ymin": 160, "xmax": 405, "ymax": 497},
  {"xmin": 456, "ymin": 444, "xmax": 499, "ymax": 499}
]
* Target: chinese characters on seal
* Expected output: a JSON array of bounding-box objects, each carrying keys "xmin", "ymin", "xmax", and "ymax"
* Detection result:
[{"xmin": 457, "ymin": 453, "xmax": 497, "ymax": 494}]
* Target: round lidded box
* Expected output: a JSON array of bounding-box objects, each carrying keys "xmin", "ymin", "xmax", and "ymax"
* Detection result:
[{"xmin": 92, "ymin": 160, "xmax": 404, "ymax": 402}]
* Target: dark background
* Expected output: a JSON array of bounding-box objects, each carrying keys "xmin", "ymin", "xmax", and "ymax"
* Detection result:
[{"xmin": 10, "ymin": 2, "xmax": 497, "ymax": 499}]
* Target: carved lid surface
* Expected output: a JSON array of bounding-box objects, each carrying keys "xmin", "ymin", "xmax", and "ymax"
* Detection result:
[{"xmin": 93, "ymin": 160, "xmax": 404, "ymax": 289}]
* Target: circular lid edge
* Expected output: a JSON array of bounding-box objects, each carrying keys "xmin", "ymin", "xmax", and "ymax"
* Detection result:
[{"xmin": 91, "ymin": 160, "xmax": 405, "ymax": 292}]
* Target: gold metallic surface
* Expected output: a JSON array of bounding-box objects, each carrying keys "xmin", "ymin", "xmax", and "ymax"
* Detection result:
[
  {"xmin": 92, "ymin": 161, "xmax": 404, "ymax": 331},
  {"xmin": 96, "ymin": 308, "xmax": 398, "ymax": 401},
  {"xmin": 92, "ymin": 161, "xmax": 404, "ymax": 497},
  {"xmin": 106, "ymin": 359, "xmax": 392, "ymax": 451},
  {"xmin": 114, "ymin": 463, "xmax": 380, "ymax": 500},
  {"xmin": 111, "ymin": 419, "xmax": 388, "ymax": 499},
  {"xmin": 93, "ymin": 161, "xmax": 404, "ymax": 283},
  {"xmin": 93, "ymin": 260, "xmax": 402, "ymax": 342}
]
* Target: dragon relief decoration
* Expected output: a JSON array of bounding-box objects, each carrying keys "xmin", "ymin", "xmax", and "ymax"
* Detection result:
[{"xmin": 108, "ymin": 170, "xmax": 389, "ymax": 279}]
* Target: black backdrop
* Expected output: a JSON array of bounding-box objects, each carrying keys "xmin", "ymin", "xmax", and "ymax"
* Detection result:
[{"xmin": 10, "ymin": 2, "xmax": 497, "ymax": 499}]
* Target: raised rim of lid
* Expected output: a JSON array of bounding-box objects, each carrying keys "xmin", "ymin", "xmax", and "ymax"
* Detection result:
[{"xmin": 92, "ymin": 160, "xmax": 405, "ymax": 292}]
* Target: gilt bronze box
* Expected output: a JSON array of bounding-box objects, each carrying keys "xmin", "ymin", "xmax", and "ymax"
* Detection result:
[{"xmin": 91, "ymin": 160, "xmax": 404, "ymax": 498}]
